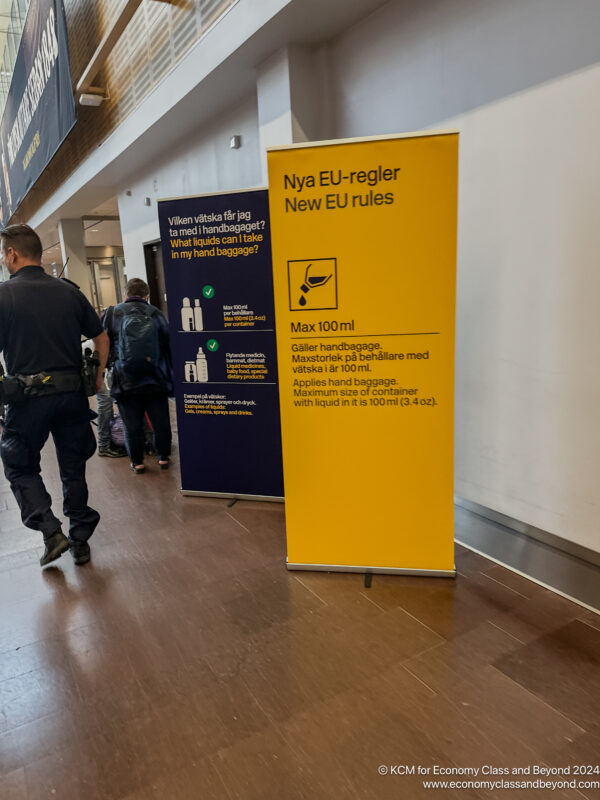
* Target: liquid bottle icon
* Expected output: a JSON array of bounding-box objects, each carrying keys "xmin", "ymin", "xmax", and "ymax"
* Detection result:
[
  {"xmin": 193, "ymin": 299, "xmax": 204, "ymax": 331},
  {"xmin": 181, "ymin": 297, "xmax": 194, "ymax": 331},
  {"xmin": 196, "ymin": 346, "xmax": 208, "ymax": 382},
  {"xmin": 298, "ymin": 264, "xmax": 333, "ymax": 307},
  {"xmin": 184, "ymin": 361, "xmax": 197, "ymax": 382}
]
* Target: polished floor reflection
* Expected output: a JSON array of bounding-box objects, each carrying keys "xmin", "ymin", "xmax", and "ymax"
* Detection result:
[{"xmin": 0, "ymin": 437, "xmax": 599, "ymax": 799}]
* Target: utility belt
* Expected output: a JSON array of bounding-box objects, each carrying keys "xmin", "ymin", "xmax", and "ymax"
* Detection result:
[
  {"xmin": 0, "ymin": 350, "xmax": 99, "ymax": 405},
  {"xmin": 0, "ymin": 369, "xmax": 83, "ymax": 404}
]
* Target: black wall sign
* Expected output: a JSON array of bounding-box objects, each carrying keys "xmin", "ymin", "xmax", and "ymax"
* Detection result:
[{"xmin": 158, "ymin": 188, "xmax": 284, "ymax": 499}]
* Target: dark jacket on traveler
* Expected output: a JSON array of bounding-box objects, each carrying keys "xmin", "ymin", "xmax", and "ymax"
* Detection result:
[
  {"xmin": 102, "ymin": 295, "xmax": 173, "ymax": 469},
  {"xmin": 103, "ymin": 297, "xmax": 173, "ymax": 397}
]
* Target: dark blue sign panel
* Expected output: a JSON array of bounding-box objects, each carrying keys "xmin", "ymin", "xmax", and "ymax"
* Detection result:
[
  {"xmin": 0, "ymin": 0, "xmax": 76, "ymax": 224},
  {"xmin": 158, "ymin": 189, "xmax": 284, "ymax": 498}
]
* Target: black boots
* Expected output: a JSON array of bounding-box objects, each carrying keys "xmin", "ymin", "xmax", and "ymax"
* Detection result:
[
  {"xmin": 40, "ymin": 530, "xmax": 70, "ymax": 566},
  {"xmin": 98, "ymin": 444, "xmax": 127, "ymax": 458},
  {"xmin": 69, "ymin": 540, "xmax": 91, "ymax": 565},
  {"xmin": 40, "ymin": 531, "xmax": 91, "ymax": 566}
]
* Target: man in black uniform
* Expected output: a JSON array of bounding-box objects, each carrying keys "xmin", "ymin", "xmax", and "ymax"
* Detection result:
[{"xmin": 0, "ymin": 224, "xmax": 109, "ymax": 566}]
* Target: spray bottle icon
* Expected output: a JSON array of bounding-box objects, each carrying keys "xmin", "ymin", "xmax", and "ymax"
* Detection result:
[
  {"xmin": 180, "ymin": 297, "xmax": 204, "ymax": 331},
  {"xmin": 181, "ymin": 298, "xmax": 194, "ymax": 331},
  {"xmin": 193, "ymin": 299, "xmax": 204, "ymax": 331}
]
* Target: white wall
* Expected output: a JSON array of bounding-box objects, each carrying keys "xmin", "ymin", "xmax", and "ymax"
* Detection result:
[
  {"xmin": 450, "ymin": 67, "xmax": 600, "ymax": 553},
  {"xmin": 326, "ymin": 0, "xmax": 600, "ymax": 552},
  {"xmin": 117, "ymin": 94, "xmax": 261, "ymax": 279}
]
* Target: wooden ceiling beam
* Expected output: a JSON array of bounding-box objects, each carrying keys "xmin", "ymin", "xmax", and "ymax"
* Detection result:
[{"xmin": 76, "ymin": 0, "xmax": 145, "ymax": 95}]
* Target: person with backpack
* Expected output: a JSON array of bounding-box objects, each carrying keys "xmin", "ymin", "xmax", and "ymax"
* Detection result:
[{"xmin": 103, "ymin": 278, "xmax": 173, "ymax": 474}]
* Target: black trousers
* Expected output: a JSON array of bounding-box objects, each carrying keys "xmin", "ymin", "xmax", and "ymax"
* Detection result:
[
  {"xmin": 0, "ymin": 391, "xmax": 99, "ymax": 542},
  {"xmin": 116, "ymin": 391, "xmax": 172, "ymax": 466}
]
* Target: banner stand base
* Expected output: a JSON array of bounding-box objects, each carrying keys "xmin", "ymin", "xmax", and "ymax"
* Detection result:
[
  {"xmin": 286, "ymin": 561, "xmax": 456, "ymax": 578},
  {"xmin": 181, "ymin": 490, "xmax": 284, "ymax": 503}
]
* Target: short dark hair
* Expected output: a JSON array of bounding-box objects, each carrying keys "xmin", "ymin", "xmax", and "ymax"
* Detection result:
[
  {"xmin": 126, "ymin": 278, "xmax": 150, "ymax": 298},
  {"xmin": 0, "ymin": 223, "xmax": 43, "ymax": 260}
]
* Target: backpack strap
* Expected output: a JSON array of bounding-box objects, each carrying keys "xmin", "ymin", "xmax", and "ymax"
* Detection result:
[
  {"xmin": 103, "ymin": 305, "xmax": 115, "ymax": 330},
  {"xmin": 103, "ymin": 305, "xmax": 118, "ymax": 366}
]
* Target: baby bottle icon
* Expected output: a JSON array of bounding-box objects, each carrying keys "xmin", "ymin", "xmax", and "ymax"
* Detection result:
[{"xmin": 196, "ymin": 346, "xmax": 208, "ymax": 382}]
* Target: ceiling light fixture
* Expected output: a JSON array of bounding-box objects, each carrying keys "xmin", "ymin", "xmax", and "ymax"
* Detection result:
[{"xmin": 79, "ymin": 92, "xmax": 105, "ymax": 107}]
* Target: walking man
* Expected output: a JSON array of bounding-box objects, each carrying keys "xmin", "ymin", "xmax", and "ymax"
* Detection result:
[
  {"xmin": 0, "ymin": 224, "xmax": 109, "ymax": 566},
  {"xmin": 104, "ymin": 278, "xmax": 173, "ymax": 473}
]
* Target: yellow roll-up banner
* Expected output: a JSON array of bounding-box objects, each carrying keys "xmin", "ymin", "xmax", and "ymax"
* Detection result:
[{"xmin": 267, "ymin": 132, "xmax": 458, "ymax": 575}]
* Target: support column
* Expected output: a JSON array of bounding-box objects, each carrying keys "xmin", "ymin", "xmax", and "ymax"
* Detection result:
[
  {"xmin": 57, "ymin": 218, "xmax": 92, "ymax": 301},
  {"xmin": 256, "ymin": 45, "xmax": 328, "ymax": 183}
]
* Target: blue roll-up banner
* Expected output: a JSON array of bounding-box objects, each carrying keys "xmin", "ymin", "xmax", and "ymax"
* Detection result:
[
  {"xmin": 157, "ymin": 188, "xmax": 284, "ymax": 499},
  {"xmin": 0, "ymin": 0, "xmax": 76, "ymax": 224}
]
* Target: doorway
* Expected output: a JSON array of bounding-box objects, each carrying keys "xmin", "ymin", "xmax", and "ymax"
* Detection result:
[
  {"xmin": 88, "ymin": 256, "xmax": 127, "ymax": 315},
  {"xmin": 144, "ymin": 241, "xmax": 168, "ymax": 318}
]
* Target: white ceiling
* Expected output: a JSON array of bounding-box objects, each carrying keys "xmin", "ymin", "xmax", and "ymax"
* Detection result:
[
  {"xmin": 41, "ymin": 209, "xmax": 124, "ymax": 268},
  {"xmin": 84, "ymin": 218, "xmax": 123, "ymax": 247},
  {"xmin": 40, "ymin": 196, "xmax": 121, "ymax": 251},
  {"xmin": 89, "ymin": 196, "xmax": 120, "ymax": 217}
]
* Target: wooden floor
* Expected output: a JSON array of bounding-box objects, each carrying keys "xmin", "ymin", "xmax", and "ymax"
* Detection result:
[{"xmin": 1, "ymin": 435, "xmax": 599, "ymax": 799}]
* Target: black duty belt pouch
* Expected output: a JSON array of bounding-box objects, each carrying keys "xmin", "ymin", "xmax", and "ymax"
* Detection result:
[
  {"xmin": 0, "ymin": 373, "xmax": 26, "ymax": 404},
  {"xmin": 81, "ymin": 350, "xmax": 100, "ymax": 397}
]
